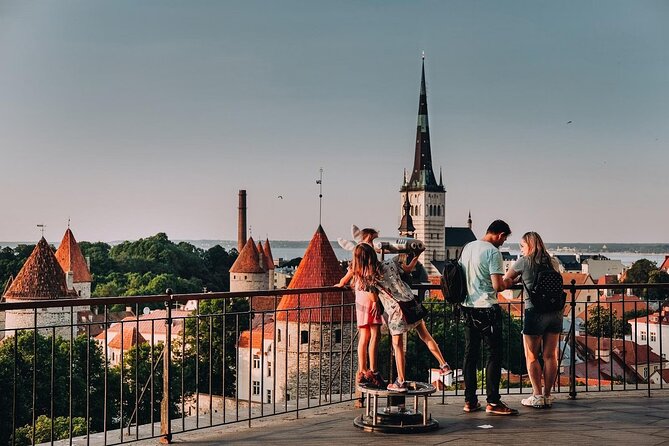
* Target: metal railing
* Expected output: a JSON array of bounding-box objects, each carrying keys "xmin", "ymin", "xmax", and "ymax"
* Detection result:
[{"xmin": 1, "ymin": 282, "xmax": 668, "ymax": 445}]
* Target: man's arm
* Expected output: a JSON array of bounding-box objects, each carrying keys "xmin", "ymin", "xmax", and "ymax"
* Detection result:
[{"xmin": 491, "ymin": 274, "xmax": 505, "ymax": 292}]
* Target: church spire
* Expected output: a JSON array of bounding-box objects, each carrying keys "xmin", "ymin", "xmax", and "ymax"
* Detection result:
[{"xmin": 408, "ymin": 55, "xmax": 443, "ymax": 192}]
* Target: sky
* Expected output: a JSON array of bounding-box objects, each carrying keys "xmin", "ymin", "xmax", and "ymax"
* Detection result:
[{"xmin": 0, "ymin": 1, "xmax": 667, "ymax": 244}]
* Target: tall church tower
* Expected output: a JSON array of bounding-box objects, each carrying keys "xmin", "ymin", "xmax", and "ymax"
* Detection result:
[{"xmin": 400, "ymin": 56, "xmax": 445, "ymax": 276}]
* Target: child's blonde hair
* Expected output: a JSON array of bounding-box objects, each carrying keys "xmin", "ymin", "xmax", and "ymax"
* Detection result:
[{"xmin": 351, "ymin": 243, "xmax": 380, "ymax": 289}]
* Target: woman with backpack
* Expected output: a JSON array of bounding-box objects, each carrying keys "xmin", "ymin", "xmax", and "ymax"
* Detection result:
[{"xmin": 503, "ymin": 232, "xmax": 563, "ymax": 409}]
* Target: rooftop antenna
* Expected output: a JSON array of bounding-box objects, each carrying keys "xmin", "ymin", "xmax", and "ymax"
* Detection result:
[
  {"xmin": 67, "ymin": 217, "xmax": 71, "ymax": 229},
  {"xmin": 316, "ymin": 168, "xmax": 324, "ymax": 226},
  {"xmin": 249, "ymin": 225, "xmax": 253, "ymax": 239},
  {"xmin": 36, "ymin": 224, "xmax": 46, "ymax": 238}
]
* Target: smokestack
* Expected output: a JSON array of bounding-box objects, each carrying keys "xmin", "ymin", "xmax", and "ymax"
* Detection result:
[{"xmin": 238, "ymin": 190, "xmax": 247, "ymax": 252}]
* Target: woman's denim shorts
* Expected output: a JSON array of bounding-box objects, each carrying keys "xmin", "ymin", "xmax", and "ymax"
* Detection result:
[{"xmin": 523, "ymin": 307, "xmax": 563, "ymax": 336}]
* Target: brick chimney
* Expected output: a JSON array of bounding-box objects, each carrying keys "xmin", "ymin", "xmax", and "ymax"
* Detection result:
[{"xmin": 238, "ymin": 190, "xmax": 247, "ymax": 252}]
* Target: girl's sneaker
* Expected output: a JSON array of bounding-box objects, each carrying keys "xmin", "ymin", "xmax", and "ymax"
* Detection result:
[
  {"xmin": 364, "ymin": 370, "xmax": 387, "ymax": 389},
  {"xmin": 521, "ymin": 394, "xmax": 545, "ymax": 408},
  {"xmin": 387, "ymin": 379, "xmax": 408, "ymax": 393},
  {"xmin": 544, "ymin": 394, "xmax": 554, "ymax": 408},
  {"xmin": 439, "ymin": 363, "xmax": 452, "ymax": 376}
]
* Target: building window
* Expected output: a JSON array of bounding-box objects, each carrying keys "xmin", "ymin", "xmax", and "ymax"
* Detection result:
[
  {"xmin": 651, "ymin": 332, "xmax": 657, "ymax": 342},
  {"xmin": 267, "ymin": 390, "xmax": 272, "ymax": 403},
  {"xmin": 253, "ymin": 354, "xmax": 260, "ymax": 369},
  {"xmin": 277, "ymin": 329, "xmax": 282, "ymax": 343},
  {"xmin": 252, "ymin": 381, "xmax": 260, "ymax": 395},
  {"xmin": 300, "ymin": 330, "xmax": 309, "ymax": 344},
  {"xmin": 643, "ymin": 368, "xmax": 648, "ymax": 378},
  {"xmin": 641, "ymin": 331, "xmax": 647, "ymax": 341},
  {"xmin": 267, "ymin": 362, "xmax": 272, "ymax": 377},
  {"xmin": 334, "ymin": 329, "xmax": 342, "ymax": 343}
]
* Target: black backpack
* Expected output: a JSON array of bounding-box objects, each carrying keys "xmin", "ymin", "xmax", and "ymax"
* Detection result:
[
  {"xmin": 441, "ymin": 259, "xmax": 467, "ymax": 304},
  {"xmin": 523, "ymin": 263, "xmax": 566, "ymax": 312}
]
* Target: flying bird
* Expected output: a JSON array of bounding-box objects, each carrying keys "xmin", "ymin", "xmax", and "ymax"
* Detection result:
[
  {"xmin": 567, "ymin": 121, "xmax": 572, "ymax": 124},
  {"xmin": 277, "ymin": 195, "xmax": 283, "ymax": 199}
]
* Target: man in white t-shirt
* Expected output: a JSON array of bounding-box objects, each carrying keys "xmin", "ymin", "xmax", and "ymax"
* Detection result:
[{"xmin": 459, "ymin": 220, "xmax": 518, "ymax": 416}]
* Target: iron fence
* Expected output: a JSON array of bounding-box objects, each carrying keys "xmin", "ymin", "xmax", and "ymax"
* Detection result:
[{"xmin": 1, "ymin": 282, "xmax": 668, "ymax": 444}]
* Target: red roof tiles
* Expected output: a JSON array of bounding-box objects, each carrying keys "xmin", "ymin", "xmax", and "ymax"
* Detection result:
[
  {"xmin": 276, "ymin": 226, "xmax": 353, "ymax": 323},
  {"xmin": 229, "ymin": 237, "xmax": 265, "ymax": 273},
  {"xmin": 55, "ymin": 228, "xmax": 92, "ymax": 283},
  {"xmin": 107, "ymin": 326, "xmax": 146, "ymax": 350},
  {"xmin": 238, "ymin": 319, "xmax": 275, "ymax": 349},
  {"xmin": 263, "ymin": 239, "xmax": 275, "ymax": 270},
  {"xmin": 4, "ymin": 238, "xmax": 73, "ymax": 300}
]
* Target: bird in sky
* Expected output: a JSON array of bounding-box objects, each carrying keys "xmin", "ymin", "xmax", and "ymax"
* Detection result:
[
  {"xmin": 567, "ymin": 120, "xmax": 573, "ymax": 124},
  {"xmin": 277, "ymin": 195, "xmax": 283, "ymax": 199}
]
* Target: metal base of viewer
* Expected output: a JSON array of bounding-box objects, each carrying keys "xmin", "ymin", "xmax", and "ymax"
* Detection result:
[{"xmin": 353, "ymin": 381, "xmax": 439, "ymax": 433}]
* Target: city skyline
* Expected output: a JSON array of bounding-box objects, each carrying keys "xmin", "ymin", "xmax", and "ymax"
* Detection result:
[{"xmin": 1, "ymin": 1, "xmax": 668, "ymax": 244}]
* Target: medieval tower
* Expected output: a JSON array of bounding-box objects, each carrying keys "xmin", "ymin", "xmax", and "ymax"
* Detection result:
[{"xmin": 400, "ymin": 56, "xmax": 445, "ymax": 276}]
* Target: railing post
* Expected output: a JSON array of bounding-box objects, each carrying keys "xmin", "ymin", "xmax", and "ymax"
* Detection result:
[
  {"xmin": 160, "ymin": 288, "xmax": 173, "ymax": 444},
  {"xmin": 569, "ymin": 279, "xmax": 577, "ymax": 400}
]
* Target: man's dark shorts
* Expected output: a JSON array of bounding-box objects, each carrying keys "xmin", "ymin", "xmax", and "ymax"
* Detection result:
[{"xmin": 523, "ymin": 307, "xmax": 563, "ymax": 335}]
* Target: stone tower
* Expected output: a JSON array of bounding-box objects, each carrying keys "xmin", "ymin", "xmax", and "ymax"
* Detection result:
[
  {"xmin": 399, "ymin": 56, "xmax": 445, "ymax": 276},
  {"xmin": 54, "ymin": 227, "xmax": 92, "ymax": 298},
  {"xmin": 3, "ymin": 238, "xmax": 77, "ymax": 338},
  {"xmin": 273, "ymin": 225, "xmax": 355, "ymax": 402}
]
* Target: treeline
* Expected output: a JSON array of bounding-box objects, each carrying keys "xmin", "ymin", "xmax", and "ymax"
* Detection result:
[{"xmin": 0, "ymin": 233, "xmax": 238, "ymax": 298}]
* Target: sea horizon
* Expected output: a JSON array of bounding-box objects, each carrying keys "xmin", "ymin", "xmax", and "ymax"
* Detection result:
[{"xmin": 2, "ymin": 239, "xmax": 667, "ymax": 267}]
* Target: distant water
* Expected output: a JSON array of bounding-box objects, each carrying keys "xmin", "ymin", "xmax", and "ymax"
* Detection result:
[{"xmin": 1, "ymin": 240, "xmax": 666, "ymax": 267}]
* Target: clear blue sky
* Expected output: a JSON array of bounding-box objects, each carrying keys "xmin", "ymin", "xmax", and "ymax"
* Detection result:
[{"xmin": 1, "ymin": 1, "xmax": 667, "ymax": 244}]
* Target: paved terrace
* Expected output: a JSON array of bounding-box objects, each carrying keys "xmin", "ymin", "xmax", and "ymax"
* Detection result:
[{"xmin": 133, "ymin": 390, "xmax": 669, "ymax": 445}]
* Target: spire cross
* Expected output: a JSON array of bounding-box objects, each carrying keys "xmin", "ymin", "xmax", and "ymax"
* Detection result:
[
  {"xmin": 316, "ymin": 168, "xmax": 324, "ymax": 226},
  {"xmin": 36, "ymin": 224, "xmax": 46, "ymax": 237}
]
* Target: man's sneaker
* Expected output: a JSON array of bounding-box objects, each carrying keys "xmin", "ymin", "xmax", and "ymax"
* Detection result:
[
  {"xmin": 463, "ymin": 401, "xmax": 482, "ymax": 413},
  {"xmin": 386, "ymin": 379, "xmax": 408, "ymax": 393},
  {"xmin": 486, "ymin": 401, "xmax": 519, "ymax": 416},
  {"xmin": 544, "ymin": 394, "xmax": 555, "ymax": 408},
  {"xmin": 364, "ymin": 370, "xmax": 387, "ymax": 389},
  {"xmin": 357, "ymin": 371, "xmax": 368, "ymax": 386},
  {"xmin": 438, "ymin": 363, "xmax": 452, "ymax": 376},
  {"xmin": 521, "ymin": 394, "xmax": 545, "ymax": 408}
]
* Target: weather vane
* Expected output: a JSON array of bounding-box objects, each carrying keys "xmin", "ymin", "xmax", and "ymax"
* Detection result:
[
  {"xmin": 36, "ymin": 224, "xmax": 46, "ymax": 238},
  {"xmin": 316, "ymin": 168, "xmax": 324, "ymax": 226}
]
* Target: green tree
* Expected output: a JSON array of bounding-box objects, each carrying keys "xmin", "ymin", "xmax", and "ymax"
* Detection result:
[
  {"xmin": 182, "ymin": 298, "xmax": 250, "ymax": 397},
  {"xmin": 585, "ymin": 306, "xmax": 625, "ymax": 338},
  {"xmin": 13, "ymin": 415, "xmax": 87, "ymax": 445},
  {"xmin": 0, "ymin": 331, "xmax": 118, "ymax": 445},
  {"xmin": 623, "ymin": 259, "xmax": 658, "ymax": 298},
  {"xmin": 648, "ymin": 269, "xmax": 669, "ymax": 302}
]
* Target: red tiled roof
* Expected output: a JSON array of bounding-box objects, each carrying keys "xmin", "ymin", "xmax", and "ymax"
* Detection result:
[
  {"xmin": 562, "ymin": 273, "xmax": 593, "ymax": 286},
  {"xmin": 4, "ymin": 238, "xmax": 74, "ymax": 300},
  {"xmin": 263, "ymin": 239, "xmax": 275, "ymax": 270},
  {"xmin": 630, "ymin": 313, "xmax": 669, "ymax": 326},
  {"xmin": 238, "ymin": 319, "xmax": 275, "ymax": 349},
  {"xmin": 55, "ymin": 228, "xmax": 92, "ymax": 283},
  {"xmin": 576, "ymin": 336, "xmax": 665, "ymax": 366},
  {"xmin": 576, "ymin": 296, "xmax": 647, "ymax": 320},
  {"xmin": 97, "ymin": 310, "xmax": 191, "ymax": 338},
  {"xmin": 107, "ymin": 326, "xmax": 146, "ymax": 350},
  {"xmin": 257, "ymin": 241, "xmax": 269, "ymax": 272},
  {"xmin": 659, "ymin": 256, "xmax": 669, "ymax": 272},
  {"xmin": 276, "ymin": 226, "xmax": 354, "ymax": 323},
  {"xmin": 229, "ymin": 237, "xmax": 265, "ymax": 273},
  {"xmin": 597, "ymin": 275, "xmax": 619, "ymax": 285}
]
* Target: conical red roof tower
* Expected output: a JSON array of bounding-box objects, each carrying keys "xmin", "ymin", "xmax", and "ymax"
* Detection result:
[
  {"xmin": 230, "ymin": 237, "xmax": 265, "ymax": 273},
  {"xmin": 263, "ymin": 238, "xmax": 275, "ymax": 270},
  {"xmin": 276, "ymin": 226, "xmax": 353, "ymax": 323},
  {"xmin": 55, "ymin": 228, "xmax": 92, "ymax": 283},
  {"xmin": 4, "ymin": 238, "xmax": 72, "ymax": 300}
]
